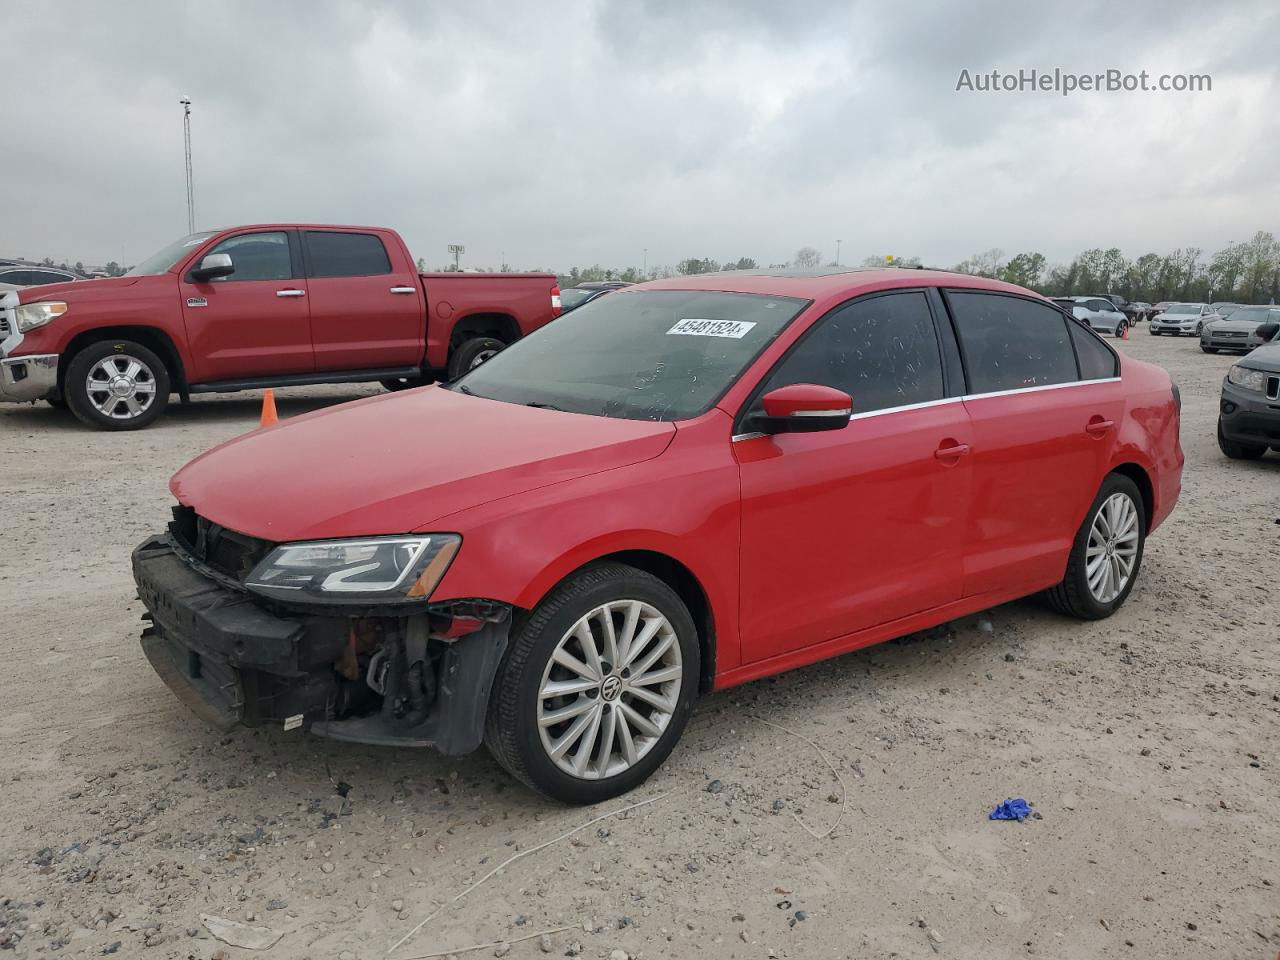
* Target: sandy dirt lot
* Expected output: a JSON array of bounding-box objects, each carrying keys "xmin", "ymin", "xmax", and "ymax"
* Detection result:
[{"xmin": 1, "ymin": 332, "xmax": 1277, "ymax": 960}]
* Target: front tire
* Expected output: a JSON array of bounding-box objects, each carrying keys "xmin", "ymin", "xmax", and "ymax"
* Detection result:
[
  {"xmin": 65, "ymin": 340, "xmax": 170, "ymax": 431},
  {"xmin": 448, "ymin": 337, "xmax": 506, "ymax": 380},
  {"xmin": 1201, "ymin": 346, "xmax": 1218, "ymax": 353},
  {"xmin": 1045, "ymin": 473, "xmax": 1145, "ymax": 620},
  {"xmin": 484, "ymin": 562, "xmax": 699, "ymax": 804},
  {"xmin": 1218, "ymin": 419, "xmax": 1266, "ymax": 460}
]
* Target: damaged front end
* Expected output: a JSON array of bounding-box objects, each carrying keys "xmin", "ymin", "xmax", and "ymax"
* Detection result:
[{"xmin": 131, "ymin": 508, "xmax": 510, "ymax": 755}]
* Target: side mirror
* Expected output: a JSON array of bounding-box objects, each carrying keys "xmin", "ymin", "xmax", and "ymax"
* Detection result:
[
  {"xmin": 191, "ymin": 252, "xmax": 234, "ymax": 282},
  {"xmin": 1257, "ymin": 322, "xmax": 1280, "ymax": 343},
  {"xmin": 750, "ymin": 383, "xmax": 852, "ymax": 435}
]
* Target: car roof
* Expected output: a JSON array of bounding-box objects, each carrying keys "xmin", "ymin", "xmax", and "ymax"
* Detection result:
[{"xmin": 638, "ymin": 267, "xmax": 1035, "ymax": 301}]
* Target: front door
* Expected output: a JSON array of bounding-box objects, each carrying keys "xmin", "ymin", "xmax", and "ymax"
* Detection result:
[
  {"xmin": 179, "ymin": 230, "xmax": 313, "ymax": 382},
  {"xmin": 735, "ymin": 291, "xmax": 973, "ymax": 664}
]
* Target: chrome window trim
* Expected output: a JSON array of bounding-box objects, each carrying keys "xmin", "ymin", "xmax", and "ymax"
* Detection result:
[{"xmin": 729, "ymin": 377, "xmax": 1121, "ymax": 441}]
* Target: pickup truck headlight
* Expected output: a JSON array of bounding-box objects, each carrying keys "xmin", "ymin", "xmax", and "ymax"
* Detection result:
[
  {"xmin": 1227, "ymin": 364, "xmax": 1267, "ymax": 392},
  {"xmin": 245, "ymin": 534, "xmax": 460, "ymax": 604},
  {"xmin": 15, "ymin": 301, "xmax": 68, "ymax": 333}
]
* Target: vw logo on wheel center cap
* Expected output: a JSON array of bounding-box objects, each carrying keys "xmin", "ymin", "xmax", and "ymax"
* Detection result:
[{"xmin": 600, "ymin": 675, "xmax": 622, "ymax": 701}]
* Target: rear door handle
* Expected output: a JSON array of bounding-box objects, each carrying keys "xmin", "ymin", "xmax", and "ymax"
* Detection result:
[
  {"xmin": 934, "ymin": 441, "xmax": 971, "ymax": 460},
  {"xmin": 389, "ymin": 286, "xmax": 417, "ymax": 295},
  {"xmin": 276, "ymin": 289, "xmax": 306, "ymax": 298},
  {"xmin": 1085, "ymin": 418, "xmax": 1114, "ymax": 436}
]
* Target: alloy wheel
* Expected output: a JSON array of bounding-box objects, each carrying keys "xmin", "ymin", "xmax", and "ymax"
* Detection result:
[
  {"xmin": 85, "ymin": 354, "xmax": 158, "ymax": 420},
  {"xmin": 536, "ymin": 599, "xmax": 682, "ymax": 780},
  {"xmin": 1086, "ymin": 492, "xmax": 1140, "ymax": 603}
]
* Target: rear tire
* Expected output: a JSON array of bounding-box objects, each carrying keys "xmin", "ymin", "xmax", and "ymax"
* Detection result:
[
  {"xmin": 65, "ymin": 340, "xmax": 170, "ymax": 431},
  {"xmin": 1044, "ymin": 473, "xmax": 1145, "ymax": 620},
  {"xmin": 448, "ymin": 337, "xmax": 506, "ymax": 380},
  {"xmin": 484, "ymin": 562, "xmax": 699, "ymax": 804},
  {"xmin": 1218, "ymin": 419, "xmax": 1266, "ymax": 460}
]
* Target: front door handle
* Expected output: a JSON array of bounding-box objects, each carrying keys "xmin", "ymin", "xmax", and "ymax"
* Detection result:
[
  {"xmin": 276, "ymin": 289, "xmax": 306, "ymax": 298},
  {"xmin": 1085, "ymin": 417, "xmax": 1114, "ymax": 436},
  {"xmin": 389, "ymin": 286, "xmax": 417, "ymax": 295},
  {"xmin": 934, "ymin": 441, "xmax": 971, "ymax": 460}
]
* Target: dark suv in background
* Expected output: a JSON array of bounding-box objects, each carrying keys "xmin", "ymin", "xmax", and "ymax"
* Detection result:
[{"xmin": 1218, "ymin": 321, "xmax": 1280, "ymax": 459}]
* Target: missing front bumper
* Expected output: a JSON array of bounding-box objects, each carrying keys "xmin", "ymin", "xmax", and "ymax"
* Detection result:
[{"xmin": 132, "ymin": 535, "xmax": 510, "ymax": 755}]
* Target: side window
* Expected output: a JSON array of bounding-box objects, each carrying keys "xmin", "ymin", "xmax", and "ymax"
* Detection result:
[
  {"xmin": 0, "ymin": 271, "xmax": 21, "ymax": 284},
  {"xmin": 206, "ymin": 232, "xmax": 292, "ymax": 282},
  {"xmin": 30, "ymin": 271, "xmax": 70, "ymax": 285},
  {"xmin": 304, "ymin": 231, "xmax": 392, "ymax": 278},
  {"xmin": 948, "ymin": 292, "xmax": 1078, "ymax": 393},
  {"xmin": 1068, "ymin": 322, "xmax": 1119, "ymax": 380},
  {"xmin": 759, "ymin": 292, "xmax": 945, "ymax": 415}
]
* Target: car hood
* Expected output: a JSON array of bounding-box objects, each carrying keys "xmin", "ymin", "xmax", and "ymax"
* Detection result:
[
  {"xmin": 1240, "ymin": 342, "xmax": 1280, "ymax": 371},
  {"xmin": 16, "ymin": 275, "xmax": 146, "ymax": 303},
  {"xmin": 171, "ymin": 386, "xmax": 676, "ymax": 541},
  {"xmin": 1208, "ymin": 318, "xmax": 1264, "ymax": 333}
]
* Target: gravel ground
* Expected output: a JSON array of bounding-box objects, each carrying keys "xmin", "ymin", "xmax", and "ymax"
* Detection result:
[{"xmin": 1, "ymin": 333, "xmax": 1277, "ymax": 960}]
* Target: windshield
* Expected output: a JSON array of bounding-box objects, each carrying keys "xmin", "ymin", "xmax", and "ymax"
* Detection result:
[
  {"xmin": 560, "ymin": 288, "xmax": 597, "ymax": 310},
  {"xmin": 1166, "ymin": 303, "xmax": 1201, "ymax": 314},
  {"xmin": 127, "ymin": 231, "xmax": 216, "ymax": 276},
  {"xmin": 455, "ymin": 289, "xmax": 808, "ymax": 421}
]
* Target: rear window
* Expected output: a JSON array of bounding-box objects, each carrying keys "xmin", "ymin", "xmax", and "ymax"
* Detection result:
[
  {"xmin": 1068, "ymin": 321, "xmax": 1119, "ymax": 380},
  {"xmin": 304, "ymin": 231, "xmax": 392, "ymax": 278},
  {"xmin": 948, "ymin": 292, "xmax": 1078, "ymax": 394}
]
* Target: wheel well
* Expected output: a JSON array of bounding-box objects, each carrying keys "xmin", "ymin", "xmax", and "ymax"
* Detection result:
[
  {"xmin": 600, "ymin": 550, "xmax": 716, "ymax": 694},
  {"xmin": 448, "ymin": 313, "xmax": 520, "ymax": 354},
  {"xmin": 60, "ymin": 327, "xmax": 187, "ymax": 395},
  {"xmin": 1110, "ymin": 463, "xmax": 1153, "ymax": 529}
]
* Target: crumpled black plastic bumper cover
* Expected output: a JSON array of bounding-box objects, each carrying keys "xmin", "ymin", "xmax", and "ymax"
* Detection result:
[{"xmin": 131, "ymin": 535, "xmax": 509, "ymax": 755}]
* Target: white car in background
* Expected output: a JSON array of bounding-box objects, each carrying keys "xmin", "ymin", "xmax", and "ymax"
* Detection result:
[
  {"xmin": 1069, "ymin": 296, "xmax": 1131, "ymax": 337},
  {"xmin": 0, "ymin": 265, "xmax": 80, "ymax": 293},
  {"xmin": 1149, "ymin": 302, "xmax": 1218, "ymax": 337}
]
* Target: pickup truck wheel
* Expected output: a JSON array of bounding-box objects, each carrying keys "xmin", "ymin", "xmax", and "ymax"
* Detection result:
[
  {"xmin": 1044, "ymin": 473, "xmax": 1145, "ymax": 620},
  {"xmin": 484, "ymin": 562, "xmax": 699, "ymax": 804},
  {"xmin": 448, "ymin": 337, "xmax": 506, "ymax": 380},
  {"xmin": 65, "ymin": 340, "xmax": 170, "ymax": 431},
  {"xmin": 1217, "ymin": 419, "xmax": 1266, "ymax": 460}
]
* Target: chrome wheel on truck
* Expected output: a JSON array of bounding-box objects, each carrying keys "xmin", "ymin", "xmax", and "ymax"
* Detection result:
[
  {"xmin": 485, "ymin": 562, "xmax": 698, "ymax": 803},
  {"xmin": 65, "ymin": 339, "xmax": 171, "ymax": 431}
]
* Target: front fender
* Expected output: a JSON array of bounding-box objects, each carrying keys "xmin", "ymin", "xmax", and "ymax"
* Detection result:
[{"xmin": 426, "ymin": 411, "xmax": 745, "ymax": 675}]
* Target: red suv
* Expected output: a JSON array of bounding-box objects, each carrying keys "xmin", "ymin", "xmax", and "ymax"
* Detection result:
[{"xmin": 132, "ymin": 269, "xmax": 1183, "ymax": 803}]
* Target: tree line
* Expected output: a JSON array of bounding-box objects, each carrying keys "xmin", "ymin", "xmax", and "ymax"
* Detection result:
[{"xmin": 553, "ymin": 231, "xmax": 1280, "ymax": 305}]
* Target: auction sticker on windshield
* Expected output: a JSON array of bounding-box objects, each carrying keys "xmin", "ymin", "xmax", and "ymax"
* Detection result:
[{"xmin": 667, "ymin": 318, "xmax": 757, "ymax": 338}]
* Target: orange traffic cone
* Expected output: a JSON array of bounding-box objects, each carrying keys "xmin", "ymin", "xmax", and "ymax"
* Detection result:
[
  {"xmin": 260, "ymin": 388, "xmax": 279, "ymax": 427},
  {"xmin": 1120, "ymin": 323, "xmax": 1129, "ymax": 340}
]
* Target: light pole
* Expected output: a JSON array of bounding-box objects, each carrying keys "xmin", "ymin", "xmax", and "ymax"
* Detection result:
[
  {"xmin": 643, "ymin": 248, "xmax": 648, "ymax": 277},
  {"xmin": 180, "ymin": 97, "xmax": 195, "ymax": 234},
  {"xmin": 835, "ymin": 239, "xmax": 841, "ymax": 266}
]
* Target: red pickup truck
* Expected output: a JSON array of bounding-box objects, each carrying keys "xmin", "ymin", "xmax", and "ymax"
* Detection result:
[{"xmin": 0, "ymin": 224, "xmax": 561, "ymax": 429}]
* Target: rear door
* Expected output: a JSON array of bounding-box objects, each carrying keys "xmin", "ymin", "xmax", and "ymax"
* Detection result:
[
  {"xmin": 178, "ymin": 230, "xmax": 313, "ymax": 381},
  {"xmin": 735, "ymin": 290, "xmax": 973, "ymax": 662},
  {"xmin": 944, "ymin": 291, "xmax": 1124, "ymax": 596},
  {"xmin": 301, "ymin": 230, "xmax": 424, "ymax": 372}
]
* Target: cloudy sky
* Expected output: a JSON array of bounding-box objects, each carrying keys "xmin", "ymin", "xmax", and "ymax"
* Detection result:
[{"xmin": 4, "ymin": 0, "xmax": 1278, "ymax": 271}]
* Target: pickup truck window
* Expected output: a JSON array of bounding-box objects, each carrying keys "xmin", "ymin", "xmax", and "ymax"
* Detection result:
[
  {"xmin": 304, "ymin": 231, "xmax": 392, "ymax": 278},
  {"xmin": 128, "ymin": 231, "xmax": 217, "ymax": 276},
  {"xmin": 455, "ymin": 290, "xmax": 807, "ymax": 422},
  {"xmin": 207, "ymin": 232, "xmax": 293, "ymax": 282}
]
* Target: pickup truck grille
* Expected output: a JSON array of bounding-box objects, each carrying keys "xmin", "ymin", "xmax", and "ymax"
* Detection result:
[{"xmin": 169, "ymin": 505, "xmax": 275, "ymax": 583}]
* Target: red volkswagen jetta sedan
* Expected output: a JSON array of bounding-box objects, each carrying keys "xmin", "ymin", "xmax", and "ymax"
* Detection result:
[{"xmin": 133, "ymin": 269, "xmax": 1182, "ymax": 803}]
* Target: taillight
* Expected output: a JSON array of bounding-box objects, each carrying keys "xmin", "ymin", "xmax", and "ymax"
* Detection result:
[{"xmin": 550, "ymin": 285, "xmax": 562, "ymax": 317}]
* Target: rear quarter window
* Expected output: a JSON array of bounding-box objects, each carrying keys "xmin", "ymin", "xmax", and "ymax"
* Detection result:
[
  {"xmin": 947, "ymin": 291, "xmax": 1078, "ymax": 394},
  {"xmin": 1068, "ymin": 322, "xmax": 1119, "ymax": 380}
]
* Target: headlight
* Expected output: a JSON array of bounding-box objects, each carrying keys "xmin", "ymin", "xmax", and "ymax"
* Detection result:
[
  {"xmin": 245, "ymin": 534, "xmax": 460, "ymax": 604},
  {"xmin": 1227, "ymin": 365, "xmax": 1267, "ymax": 392},
  {"xmin": 15, "ymin": 301, "xmax": 68, "ymax": 333}
]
